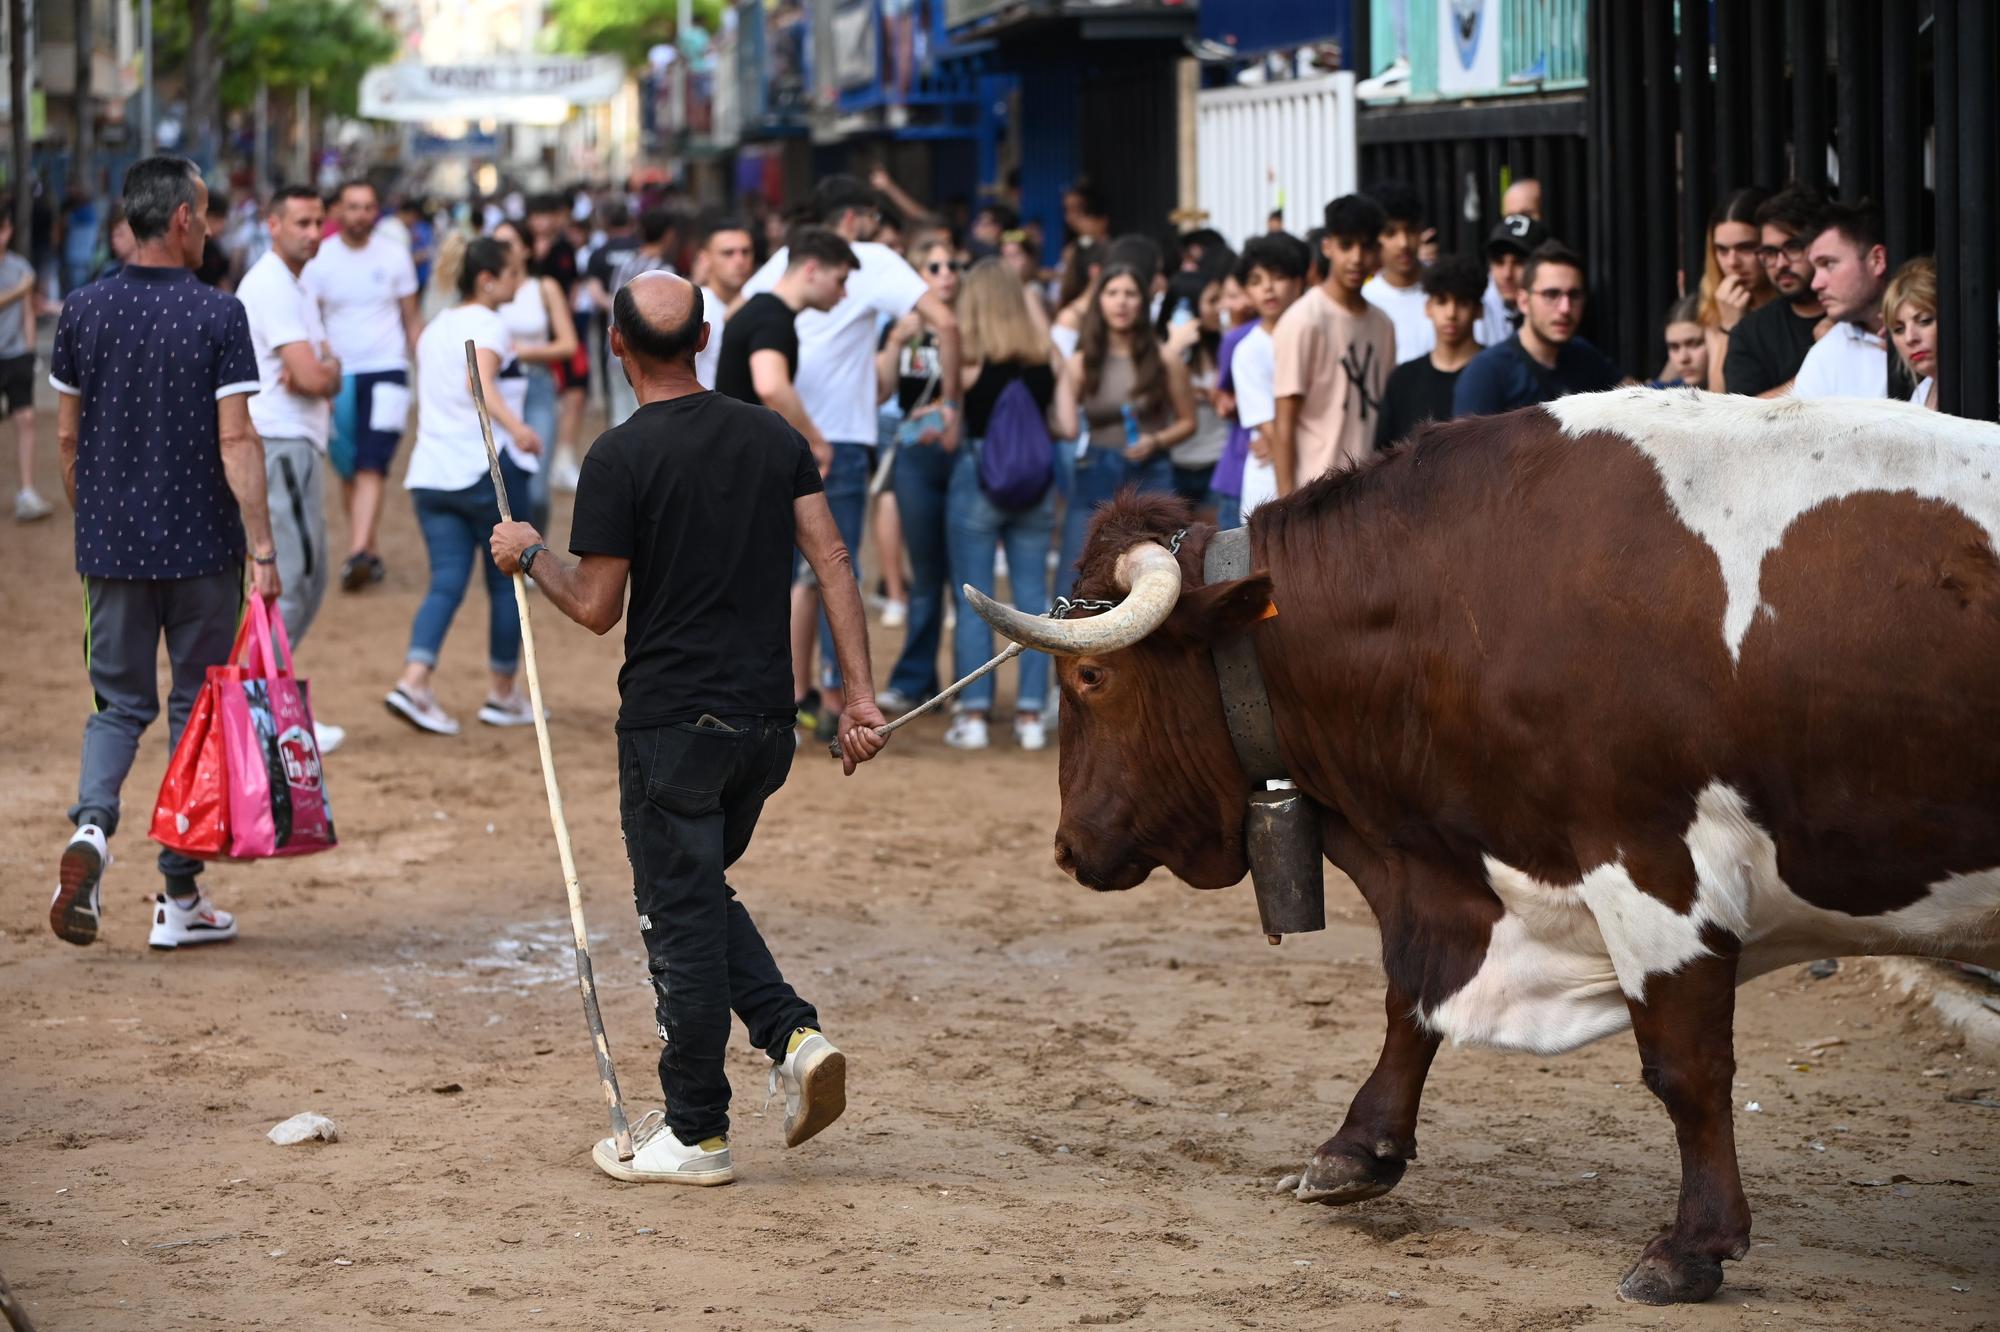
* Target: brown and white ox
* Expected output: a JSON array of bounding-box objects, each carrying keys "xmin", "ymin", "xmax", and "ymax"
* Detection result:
[{"xmin": 967, "ymin": 390, "xmax": 2000, "ymax": 1304}]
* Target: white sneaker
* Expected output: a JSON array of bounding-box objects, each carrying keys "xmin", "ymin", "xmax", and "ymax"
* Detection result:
[
  {"xmin": 766, "ymin": 1028, "xmax": 847, "ymax": 1148},
  {"xmin": 943, "ymin": 713, "xmax": 989, "ymax": 750},
  {"xmin": 880, "ymin": 598, "xmax": 907, "ymax": 629},
  {"xmin": 313, "ymin": 720, "xmax": 346, "ymax": 756},
  {"xmin": 148, "ymin": 892, "xmax": 238, "ymax": 950},
  {"xmin": 1015, "ymin": 715, "xmax": 1048, "ymax": 751},
  {"xmin": 592, "ymin": 1111, "xmax": 734, "ymax": 1185},
  {"xmin": 551, "ymin": 447, "xmax": 583, "ymax": 493},
  {"xmin": 52, "ymin": 825, "xmax": 109, "ymax": 946},
  {"xmin": 14, "ymin": 487, "xmax": 53, "ymax": 522},
  {"xmin": 385, "ymin": 686, "xmax": 459, "ymax": 736},
  {"xmin": 477, "ymin": 692, "xmax": 541, "ymax": 728}
]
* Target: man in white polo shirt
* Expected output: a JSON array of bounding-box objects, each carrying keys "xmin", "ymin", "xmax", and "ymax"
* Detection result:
[
  {"xmin": 1791, "ymin": 201, "xmax": 1891, "ymax": 401},
  {"xmin": 303, "ymin": 179, "xmax": 421, "ymax": 592},
  {"xmin": 740, "ymin": 175, "xmax": 961, "ymax": 727},
  {"xmin": 238, "ymin": 185, "xmax": 347, "ymax": 753}
]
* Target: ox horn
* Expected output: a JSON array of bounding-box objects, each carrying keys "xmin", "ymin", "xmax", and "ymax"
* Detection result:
[{"xmin": 964, "ymin": 540, "xmax": 1183, "ymax": 656}]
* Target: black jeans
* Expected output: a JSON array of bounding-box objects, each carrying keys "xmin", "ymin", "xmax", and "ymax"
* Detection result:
[{"xmin": 617, "ymin": 716, "xmax": 817, "ymax": 1144}]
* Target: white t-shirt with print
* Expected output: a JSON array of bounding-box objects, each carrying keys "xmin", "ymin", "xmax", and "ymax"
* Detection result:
[
  {"xmin": 302, "ymin": 230, "xmax": 419, "ymax": 373},
  {"xmin": 1363, "ymin": 274, "xmax": 1434, "ymax": 363},
  {"xmin": 742, "ymin": 240, "xmax": 929, "ymax": 443},
  {"xmin": 407, "ymin": 304, "xmax": 530, "ymax": 491},
  {"xmin": 1791, "ymin": 320, "xmax": 1887, "ymax": 400},
  {"xmin": 236, "ymin": 252, "xmax": 332, "ymax": 449}
]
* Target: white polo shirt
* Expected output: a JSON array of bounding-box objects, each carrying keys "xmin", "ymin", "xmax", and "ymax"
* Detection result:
[
  {"xmin": 302, "ymin": 229, "xmax": 418, "ymax": 374},
  {"xmin": 236, "ymin": 251, "xmax": 332, "ymax": 448},
  {"xmin": 742, "ymin": 240, "xmax": 929, "ymax": 443},
  {"xmin": 1790, "ymin": 320, "xmax": 1888, "ymax": 400}
]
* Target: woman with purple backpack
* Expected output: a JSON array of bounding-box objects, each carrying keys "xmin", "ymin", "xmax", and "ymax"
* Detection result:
[{"xmin": 940, "ymin": 259, "xmax": 1068, "ymax": 752}]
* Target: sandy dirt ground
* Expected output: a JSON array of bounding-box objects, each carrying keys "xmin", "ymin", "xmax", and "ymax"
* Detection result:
[{"xmin": 2, "ymin": 407, "xmax": 1996, "ymax": 1332}]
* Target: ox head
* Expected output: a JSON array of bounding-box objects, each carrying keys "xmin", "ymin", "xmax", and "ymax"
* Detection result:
[{"xmin": 966, "ymin": 495, "xmax": 1276, "ymax": 893}]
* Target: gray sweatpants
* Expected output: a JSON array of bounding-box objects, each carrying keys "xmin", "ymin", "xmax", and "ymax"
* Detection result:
[
  {"xmin": 264, "ymin": 436, "xmax": 329, "ymax": 646},
  {"xmin": 72, "ymin": 570, "xmax": 242, "ymax": 882}
]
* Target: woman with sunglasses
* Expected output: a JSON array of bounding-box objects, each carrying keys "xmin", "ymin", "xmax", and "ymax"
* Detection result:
[
  {"xmin": 875, "ymin": 238, "xmax": 961, "ymax": 712},
  {"xmin": 489, "ymin": 219, "xmax": 579, "ymax": 535}
]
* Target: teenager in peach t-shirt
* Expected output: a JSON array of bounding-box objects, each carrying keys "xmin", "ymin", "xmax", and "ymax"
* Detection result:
[{"xmin": 1270, "ymin": 194, "xmax": 1397, "ymax": 493}]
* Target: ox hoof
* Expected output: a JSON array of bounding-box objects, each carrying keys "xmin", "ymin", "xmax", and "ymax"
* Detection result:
[
  {"xmin": 1616, "ymin": 1250, "xmax": 1726, "ymax": 1306},
  {"xmin": 1291, "ymin": 1143, "xmax": 1407, "ymax": 1206}
]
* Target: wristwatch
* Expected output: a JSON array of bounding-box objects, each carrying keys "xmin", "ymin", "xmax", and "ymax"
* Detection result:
[{"xmin": 520, "ymin": 542, "xmax": 548, "ymax": 576}]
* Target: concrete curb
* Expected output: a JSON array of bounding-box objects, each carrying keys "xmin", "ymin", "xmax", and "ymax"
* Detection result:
[{"xmin": 1872, "ymin": 958, "xmax": 2000, "ymax": 1059}]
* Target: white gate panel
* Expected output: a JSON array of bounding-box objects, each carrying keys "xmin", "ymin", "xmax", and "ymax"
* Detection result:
[{"xmin": 1195, "ymin": 73, "xmax": 1358, "ymax": 248}]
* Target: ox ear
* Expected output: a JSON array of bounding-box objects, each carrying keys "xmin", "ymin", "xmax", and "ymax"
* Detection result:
[{"xmin": 1169, "ymin": 572, "xmax": 1277, "ymax": 644}]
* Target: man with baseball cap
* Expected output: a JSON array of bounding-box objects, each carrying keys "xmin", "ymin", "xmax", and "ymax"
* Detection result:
[{"xmin": 1479, "ymin": 213, "xmax": 1549, "ymax": 346}]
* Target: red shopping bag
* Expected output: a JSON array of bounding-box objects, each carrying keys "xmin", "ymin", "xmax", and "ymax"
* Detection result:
[
  {"xmin": 150, "ymin": 669, "xmax": 230, "ymax": 858},
  {"xmin": 151, "ymin": 596, "xmax": 338, "ymax": 861}
]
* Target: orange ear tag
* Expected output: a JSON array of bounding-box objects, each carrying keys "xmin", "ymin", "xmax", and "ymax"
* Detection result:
[{"xmin": 1257, "ymin": 600, "xmax": 1280, "ymax": 621}]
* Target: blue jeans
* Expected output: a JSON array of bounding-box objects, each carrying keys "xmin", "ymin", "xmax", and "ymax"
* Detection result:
[
  {"xmin": 1056, "ymin": 445, "xmax": 1175, "ymax": 598},
  {"xmin": 946, "ymin": 443, "xmax": 1054, "ymax": 713},
  {"xmin": 407, "ymin": 456, "xmax": 531, "ymax": 675},
  {"xmin": 887, "ymin": 439, "xmax": 953, "ymax": 699},
  {"xmin": 521, "ymin": 366, "xmax": 559, "ymax": 533},
  {"xmin": 1212, "ymin": 492, "xmax": 1242, "ymax": 531},
  {"xmin": 815, "ymin": 441, "xmax": 873, "ymax": 693}
]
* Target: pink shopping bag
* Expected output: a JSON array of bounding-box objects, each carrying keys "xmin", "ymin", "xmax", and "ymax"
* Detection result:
[{"xmin": 216, "ymin": 596, "xmax": 337, "ymax": 859}]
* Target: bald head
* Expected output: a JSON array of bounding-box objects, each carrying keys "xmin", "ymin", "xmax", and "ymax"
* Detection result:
[
  {"xmin": 1502, "ymin": 178, "xmax": 1543, "ymax": 221},
  {"xmin": 614, "ymin": 270, "xmax": 706, "ymax": 368}
]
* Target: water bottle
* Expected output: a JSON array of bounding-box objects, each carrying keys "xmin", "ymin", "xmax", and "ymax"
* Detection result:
[{"xmin": 1121, "ymin": 403, "xmax": 1141, "ymax": 451}]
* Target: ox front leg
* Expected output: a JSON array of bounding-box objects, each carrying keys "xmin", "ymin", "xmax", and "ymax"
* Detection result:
[
  {"xmin": 1618, "ymin": 944, "xmax": 1752, "ymax": 1304},
  {"xmin": 1295, "ymin": 984, "xmax": 1439, "ymax": 1205}
]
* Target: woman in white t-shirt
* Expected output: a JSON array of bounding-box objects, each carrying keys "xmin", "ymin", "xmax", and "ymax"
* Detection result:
[
  {"xmin": 385, "ymin": 236, "xmax": 545, "ymax": 737},
  {"xmin": 1884, "ymin": 256, "xmax": 1939, "ymax": 411}
]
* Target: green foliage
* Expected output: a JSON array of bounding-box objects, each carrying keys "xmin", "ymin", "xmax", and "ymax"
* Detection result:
[
  {"xmin": 153, "ymin": 0, "xmax": 398, "ymax": 117},
  {"xmin": 548, "ymin": 0, "xmax": 725, "ymax": 67}
]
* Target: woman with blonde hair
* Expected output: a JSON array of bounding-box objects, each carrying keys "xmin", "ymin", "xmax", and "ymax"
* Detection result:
[
  {"xmin": 1883, "ymin": 256, "xmax": 1938, "ymax": 410},
  {"xmin": 1696, "ymin": 187, "xmax": 1774, "ymax": 391},
  {"xmin": 941, "ymin": 258, "xmax": 1067, "ymax": 752}
]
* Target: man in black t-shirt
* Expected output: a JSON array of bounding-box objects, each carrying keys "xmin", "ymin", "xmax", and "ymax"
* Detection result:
[
  {"xmin": 713, "ymin": 227, "xmax": 854, "ymax": 468},
  {"xmin": 490, "ymin": 271, "xmax": 888, "ymax": 1188},
  {"xmin": 1723, "ymin": 183, "xmax": 1827, "ymax": 397},
  {"xmin": 1376, "ymin": 255, "xmax": 1484, "ymax": 450}
]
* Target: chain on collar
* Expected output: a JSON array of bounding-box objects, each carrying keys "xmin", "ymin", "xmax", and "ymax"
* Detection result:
[{"xmin": 1049, "ymin": 529, "xmax": 1188, "ymax": 620}]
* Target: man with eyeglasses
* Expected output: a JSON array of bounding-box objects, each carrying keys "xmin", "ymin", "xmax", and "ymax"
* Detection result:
[
  {"xmin": 1723, "ymin": 184, "xmax": 1829, "ymax": 398},
  {"xmin": 1453, "ymin": 241, "xmax": 1626, "ymax": 416}
]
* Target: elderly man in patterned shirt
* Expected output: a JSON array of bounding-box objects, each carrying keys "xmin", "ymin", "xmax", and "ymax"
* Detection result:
[{"xmin": 47, "ymin": 156, "xmax": 282, "ymax": 952}]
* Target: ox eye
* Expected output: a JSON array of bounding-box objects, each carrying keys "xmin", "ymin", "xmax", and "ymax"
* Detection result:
[{"xmin": 1076, "ymin": 665, "xmax": 1106, "ymax": 690}]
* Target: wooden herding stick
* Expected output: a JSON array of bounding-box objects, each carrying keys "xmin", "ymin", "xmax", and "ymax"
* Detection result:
[{"xmin": 465, "ymin": 341, "xmax": 635, "ymax": 1161}]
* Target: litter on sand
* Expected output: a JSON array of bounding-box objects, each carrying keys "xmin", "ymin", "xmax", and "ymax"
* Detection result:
[{"xmin": 267, "ymin": 1112, "xmax": 339, "ymax": 1145}]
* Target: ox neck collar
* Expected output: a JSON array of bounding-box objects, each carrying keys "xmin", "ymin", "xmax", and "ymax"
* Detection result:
[{"xmin": 1204, "ymin": 526, "xmax": 1288, "ymax": 785}]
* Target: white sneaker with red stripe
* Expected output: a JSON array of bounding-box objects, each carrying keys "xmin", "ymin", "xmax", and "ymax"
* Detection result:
[{"xmin": 147, "ymin": 892, "xmax": 238, "ymax": 950}]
